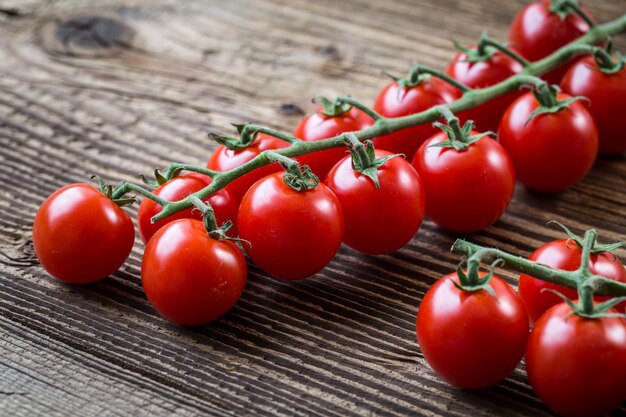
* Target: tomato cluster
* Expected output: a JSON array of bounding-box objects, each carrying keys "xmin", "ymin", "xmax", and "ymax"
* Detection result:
[{"xmin": 31, "ymin": 1, "xmax": 626, "ymax": 415}]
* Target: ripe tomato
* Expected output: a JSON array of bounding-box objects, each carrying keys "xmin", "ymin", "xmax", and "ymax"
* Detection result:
[
  {"xmin": 137, "ymin": 174, "xmax": 238, "ymax": 244},
  {"xmin": 293, "ymin": 107, "xmax": 373, "ymax": 179},
  {"xmin": 416, "ymin": 272, "xmax": 529, "ymax": 389},
  {"xmin": 498, "ymin": 92, "xmax": 598, "ymax": 192},
  {"xmin": 325, "ymin": 150, "xmax": 425, "ymax": 255},
  {"xmin": 206, "ymin": 133, "xmax": 289, "ymax": 203},
  {"xmin": 33, "ymin": 184, "xmax": 134, "ymax": 284},
  {"xmin": 561, "ymin": 56, "xmax": 626, "ymax": 155},
  {"xmin": 519, "ymin": 239, "xmax": 626, "ymax": 323},
  {"xmin": 412, "ymin": 132, "xmax": 515, "ymax": 233},
  {"xmin": 372, "ymin": 78, "xmax": 458, "ymax": 160},
  {"xmin": 238, "ymin": 172, "xmax": 344, "ymax": 280},
  {"xmin": 508, "ymin": 0, "xmax": 594, "ymax": 84},
  {"xmin": 526, "ymin": 303, "xmax": 626, "ymax": 417},
  {"xmin": 446, "ymin": 47, "xmax": 523, "ymax": 131},
  {"xmin": 142, "ymin": 219, "xmax": 247, "ymax": 326}
]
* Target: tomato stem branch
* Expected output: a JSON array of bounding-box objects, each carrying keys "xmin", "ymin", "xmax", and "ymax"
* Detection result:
[{"xmin": 451, "ymin": 239, "xmax": 626, "ymax": 297}]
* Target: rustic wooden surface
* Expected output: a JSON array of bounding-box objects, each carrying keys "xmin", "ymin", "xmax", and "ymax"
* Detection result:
[{"xmin": 1, "ymin": 0, "xmax": 625, "ymax": 415}]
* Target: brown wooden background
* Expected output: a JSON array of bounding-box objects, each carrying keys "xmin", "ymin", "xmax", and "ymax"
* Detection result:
[{"xmin": 1, "ymin": 0, "xmax": 625, "ymax": 415}]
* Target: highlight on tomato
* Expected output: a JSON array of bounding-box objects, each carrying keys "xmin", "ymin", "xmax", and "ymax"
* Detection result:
[
  {"xmin": 141, "ymin": 218, "xmax": 247, "ymax": 326},
  {"xmin": 508, "ymin": 0, "xmax": 595, "ymax": 84},
  {"xmin": 519, "ymin": 223, "xmax": 626, "ymax": 323},
  {"xmin": 412, "ymin": 115, "xmax": 515, "ymax": 233},
  {"xmin": 137, "ymin": 173, "xmax": 238, "ymax": 243},
  {"xmin": 238, "ymin": 164, "xmax": 344, "ymax": 280},
  {"xmin": 324, "ymin": 136, "xmax": 424, "ymax": 255},
  {"xmin": 293, "ymin": 97, "xmax": 374, "ymax": 180},
  {"xmin": 371, "ymin": 64, "xmax": 459, "ymax": 160},
  {"xmin": 498, "ymin": 84, "xmax": 598, "ymax": 192},
  {"xmin": 561, "ymin": 50, "xmax": 626, "ymax": 155},
  {"xmin": 206, "ymin": 132, "xmax": 289, "ymax": 203},
  {"xmin": 33, "ymin": 182, "xmax": 135, "ymax": 284},
  {"xmin": 416, "ymin": 267, "xmax": 529, "ymax": 389}
]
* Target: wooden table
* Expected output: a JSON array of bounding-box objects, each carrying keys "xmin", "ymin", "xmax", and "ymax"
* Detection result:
[{"xmin": 1, "ymin": 0, "xmax": 625, "ymax": 415}]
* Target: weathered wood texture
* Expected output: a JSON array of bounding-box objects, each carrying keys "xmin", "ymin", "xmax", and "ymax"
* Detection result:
[{"xmin": 0, "ymin": 0, "xmax": 625, "ymax": 415}]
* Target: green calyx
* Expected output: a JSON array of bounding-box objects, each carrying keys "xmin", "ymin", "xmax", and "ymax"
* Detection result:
[
  {"xmin": 92, "ymin": 175, "xmax": 135, "ymax": 207},
  {"xmin": 545, "ymin": 288, "xmax": 626, "ymax": 319},
  {"xmin": 549, "ymin": 0, "xmax": 595, "ymax": 28},
  {"xmin": 429, "ymin": 118, "xmax": 495, "ymax": 152},
  {"xmin": 384, "ymin": 62, "xmax": 428, "ymax": 90},
  {"xmin": 453, "ymin": 258, "xmax": 502, "ymax": 297},
  {"xmin": 591, "ymin": 44, "xmax": 625, "ymax": 74},
  {"xmin": 140, "ymin": 167, "xmax": 184, "ymax": 188},
  {"xmin": 525, "ymin": 83, "xmax": 588, "ymax": 124},
  {"xmin": 454, "ymin": 32, "xmax": 498, "ymax": 63},
  {"xmin": 343, "ymin": 133, "xmax": 400, "ymax": 190},
  {"xmin": 188, "ymin": 195, "xmax": 236, "ymax": 240},
  {"xmin": 317, "ymin": 96, "xmax": 352, "ymax": 117},
  {"xmin": 266, "ymin": 151, "xmax": 319, "ymax": 191},
  {"xmin": 548, "ymin": 221, "xmax": 626, "ymax": 254},
  {"xmin": 209, "ymin": 123, "xmax": 260, "ymax": 151}
]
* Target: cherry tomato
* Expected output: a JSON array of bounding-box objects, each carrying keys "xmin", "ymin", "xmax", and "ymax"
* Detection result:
[
  {"xmin": 325, "ymin": 150, "xmax": 425, "ymax": 255},
  {"xmin": 416, "ymin": 272, "xmax": 529, "ymax": 389},
  {"xmin": 561, "ymin": 56, "xmax": 626, "ymax": 155},
  {"xmin": 372, "ymin": 78, "xmax": 458, "ymax": 160},
  {"xmin": 294, "ymin": 107, "xmax": 373, "ymax": 179},
  {"xmin": 519, "ymin": 239, "xmax": 626, "ymax": 323},
  {"xmin": 33, "ymin": 184, "xmax": 134, "ymax": 284},
  {"xmin": 498, "ymin": 92, "xmax": 598, "ymax": 192},
  {"xmin": 206, "ymin": 133, "xmax": 289, "ymax": 203},
  {"xmin": 137, "ymin": 174, "xmax": 238, "ymax": 244},
  {"xmin": 508, "ymin": 0, "xmax": 594, "ymax": 84},
  {"xmin": 526, "ymin": 303, "xmax": 626, "ymax": 417},
  {"xmin": 238, "ymin": 172, "xmax": 344, "ymax": 280},
  {"xmin": 142, "ymin": 219, "xmax": 247, "ymax": 326},
  {"xmin": 411, "ymin": 132, "xmax": 515, "ymax": 233},
  {"xmin": 446, "ymin": 47, "xmax": 523, "ymax": 131}
]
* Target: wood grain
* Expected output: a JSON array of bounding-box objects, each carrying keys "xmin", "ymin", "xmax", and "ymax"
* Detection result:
[{"xmin": 1, "ymin": 0, "xmax": 625, "ymax": 415}]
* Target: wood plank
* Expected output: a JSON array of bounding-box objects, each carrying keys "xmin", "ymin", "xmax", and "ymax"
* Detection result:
[{"xmin": 0, "ymin": 0, "xmax": 625, "ymax": 415}]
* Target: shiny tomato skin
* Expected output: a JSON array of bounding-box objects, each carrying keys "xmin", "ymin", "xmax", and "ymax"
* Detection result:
[
  {"xmin": 238, "ymin": 172, "xmax": 344, "ymax": 280},
  {"xmin": 416, "ymin": 273, "xmax": 529, "ymax": 389},
  {"xmin": 206, "ymin": 133, "xmax": 289, "ymax": 203},
  {"xmin": 137, "ymin": 174, "xmax": 237, "ymax": 244},
  {"xmin": 498, "ymin": 92, "xmax": 598, "ymax": 192},
  {"xmin": 519, "ymin": 239, "xmax": 626, "ymax": 323},
  {"xmin": 33, "ymin": 184, "xmax": 135, "ymax": 284},
  {"xmin": 508, "ymin": 0, "xmax": 593, "ymax": 84},
  {"xmin": 294, "ymin": 107, "xmax": 373, "ymax": 180},
  {"xmin": 561, "ymin": 56, "xmax": 626, "ymax": 155},
  {"xmin": 412, "ymin": 132, "xmax": 515, "ymax": 233},
  {"xmin": 372, "ymin": 78, "xmax": 458, "ymax": 160},
  {"xmin": 142, "ymin": 219, "xmax": 247, "ymax": 326},
  {"xmin": 526, "ymin": 303, "xmax": 626, "ymax": 417},
  {"xmin": 324, "ymin": 150, "xmax": 425, "ymax": 255},
  {"xmin": 446, "ymin": 48, "xmax": 523, "ymax": 132}
]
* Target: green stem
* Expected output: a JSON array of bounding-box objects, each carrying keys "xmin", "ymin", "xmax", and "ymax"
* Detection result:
[
  {"xmin": 565, "ymin": 2, "xmax": 596, "ymax": 29},
  {"xmin": 451, "ymin": 239, "xmax": 626, "ymax": 297},
  {"xmin": 416, "ymin": 66, "xmax": 471, "ymax": 93},
  {"xmin": 168, "ymin": 163, "xmax": 219, "ymax": 177},
  {"xmin": 241, "ymin": 124, "xmax": 301, "ymax": 144},
  {"xmin": 337, "ymin": 96, "xmax": 383, "ymax": 121},
  {"xmin": 137, "ymin": 14, "xmax": 626, "ymax": 223},
  {"xmin": 112, "ymin": 182, "xmax": 167, "ymax": 206},
  {"xmin": 477, "ymin": 37, "xmax": 530, "ymax": 67},
  {"xmin": 576, "ymin": 229, "xmax": 597, "ymax": 314}
]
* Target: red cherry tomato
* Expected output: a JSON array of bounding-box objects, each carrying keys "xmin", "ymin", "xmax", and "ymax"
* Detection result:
[
  {"xmin": 526, "ymin": 303, "xmax": 626, "ymax": 417},
  {"xmin": 137, "ymin": 174, "xmax": 238, "ymax": 244},
  {"xmin": 142, "ymin": 219, "xmax": 247, "ymax": 326},
  {"xmin": 412, "ymin": 132, "xmax": 515, "ymax": 233},
  {"xmin": 293, "ymin": 107, "xmax": 373, "ymax": 179},
  {"xmin": 446, "ymin": 48, "xmax": 523, "ymax": 131},
  {"xmin": 561, "ymin": 56, "xmax": 626, "ymax": 155},
  {"xmin": 372, "ymin": 78, "xmax": 458, "ymax": 160},
  {"xmin": 508, "ymin": 0, "xmax": 594, "ymax": 84},
  {"xmin": 519, "ymin": 239, "xmax": 626, "ymax": 323},
  {"xmin": 206, "ymin": 133, "xmax": 289, "ymax": 203},
  {"xmin": 416, "ymin": 272, "xmax": 529, "ymax": 389},
  {"xmin": 238, "ymin": 172, "xmax": 344, "ymax": 280},
  {"xmin": 33, "ymin": 184, "xmax": 134, "ymax": 284},
  {"xmin": 498, "ymin": 92, "xmax": 598, "ymax": 192},
  {"xmin": 325, "ymin": 150, "xmax": 425, "ymax": 255}
]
